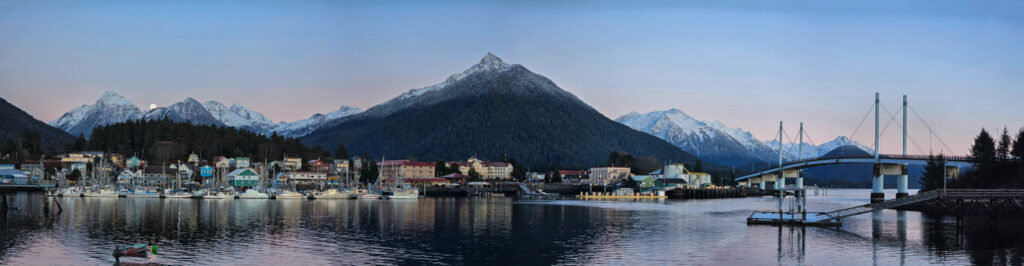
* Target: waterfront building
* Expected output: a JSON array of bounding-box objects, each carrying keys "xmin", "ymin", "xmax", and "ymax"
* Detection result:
[
  {"xmin": 440, "ymin": 173, "xmax": 471, "ymax": 184},
  {"xmin": 70, "ymin": 162, "xmax": 87, "ymax": 172},
  {"xmin": 141, "ymin": 165, "xmax": 172, "ymax": 187},
  {"xmin": 401, "ymin": 178, "xmax": 451, "ymax": 187},
  {"xmin": 484, "ymin": 162, "xmax": 512, "ymax": 180},
  {"xmin": 449, "ymin": 157, "xmax": 487, "ymax": 177},
  {"xmin": 379, "ymin": 160, "xmax": 436, "ymax": 179},
  {"xmin": 0, "ymin": 169, "xmax": 29, "ymax": 184},
  {"xmin": 587, "ymin": 167, "xmax": 631, "ymax": 185},
  {"xmin": 200, "ymin": 165, "xmax": 214, "ymax": 177},
  {"xmin": 214, "ymin": 157, "xmax": 230, "ymax": 169},
  {"xmin": 227, "ymin": 168, "xmax": 260, "ymax": 188},
  {"xmin": 0, "ymin": 164, "xmax": 13, "ymax": 170},
  {"xmin": 284, "ymin": 157, "xmax": 302, "ymax": 170},
  {"xmin": 662, "ymin": 164, "xmax": 711, "ymax": 188},
  {"xmin": 283, "ymin": 171, "xmax": 327, "ymax": 186},
  {"xmin": 19, "ymin": 163, "xmax": 44, "ymax": 178},
  {"xmin": 60, "ymin": 151, "xmax": 104, "ymax": 163}
]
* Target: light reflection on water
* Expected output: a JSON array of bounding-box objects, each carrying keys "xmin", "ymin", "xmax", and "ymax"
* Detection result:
[{"xmin": 0, "ymin": 189, "xmax": 1021, "ymax": 265}]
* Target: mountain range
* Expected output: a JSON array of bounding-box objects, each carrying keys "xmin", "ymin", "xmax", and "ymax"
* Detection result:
[
  {"xmin": 300, "ymin": 53, "xmax": 701, "ymax": 168},
  {"xmin": 48, "ymin": 92, "xmax": 363, "ymax": 138},
  {"xmin": 616, "ymin": 109, "xmax": 873, "ymax": 166}
]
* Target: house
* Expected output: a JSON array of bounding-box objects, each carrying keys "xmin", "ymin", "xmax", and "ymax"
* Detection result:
[
  {"xmin": 199, "ymin": 165, "xmax": 214, "ymax": 178},
  {"xmin": 379, "ymin": 160, "xmax": 436, "ymax": 179},
  {"xmin": 70, "ymin": 162, "xmax": 87, "ymax": 172},
  {"xmin": 587, "ymin": 167, "xmax": 631, "ymax": 185},
  {"xmin": 227, "ymin": 168, "xmax": 260, "ymax": 188},
  {"xmin": 283, "ymin": 157, "xmax": 302, "ymax": 170},
  {"xmin": 187, "ymin": 153, "xmax": 199, "ymax": 163},
  {"xmin": 117, "ymin": 170, "xmax": 136, "ymax": 186},
  {"xmin": 234, "ymin": 157, "xmax": 250, "ymax": 168},
  {"xmin": 283, "ymin": 171, "xmax": 327, "ymax": 186},
  {"xmin": 0, "ymin": 169, "xmax": 29, "ymax": 185},
  {"xmin": 141, "ymin": 165, "xmax": 173, "ymax": 187},
  {"xmin": 215, "ymin": 157, "xmax": 230, "ymax": 169},
  {"xmin": 19, "ymin": 163, "xmax": 44, "ymax": 178},
  {"xmin": 307, "ymin": 159, "xmax": 329, "ymax": 172},
  {"xmin": 126, "ymin": 156, "xmax": 142, "ymax": 168},
  {"xmin": 176, "ymin": 164, "xmax": 194, "ymax": 179},
  {"xmin": 332, "ymin": 159, "xmax": 350, "ymax": 174},
  {"xmin": 449, "ymin": 157, "xmax": 487, "ymax": 177},
  {"xmin": 634, "ymin": 175, "xmax": 687, "ymax": 189}
]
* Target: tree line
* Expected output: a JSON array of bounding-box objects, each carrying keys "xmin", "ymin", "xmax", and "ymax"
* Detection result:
[{"xmin": 920, "ymin": 127, "xmax": 1024, "ymax": 190}]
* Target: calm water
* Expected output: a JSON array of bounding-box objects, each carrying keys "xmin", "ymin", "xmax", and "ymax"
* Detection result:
[{"xmin": 1, "ymin": 189, "xmax": 1022, "ymax": 265}]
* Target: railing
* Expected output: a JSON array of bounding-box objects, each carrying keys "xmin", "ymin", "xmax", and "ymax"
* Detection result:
[
  {"xmin": 816, "ymin": 189, "xmax": 1024, "ymax": 222},
  {"xmin": 737, "ymin": 153, "xmax": 971, "ymax": 178}
]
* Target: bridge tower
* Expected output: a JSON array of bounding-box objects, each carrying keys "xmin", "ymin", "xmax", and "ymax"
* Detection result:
[
  {"xmin": 897, "ymin": 95, "xmax": 909, "ymax": 198},
  {"xmin": 872, "ymin": 93, "xmax": 885, "ymax": 203},
  {"xmin": 776, "ymin": 121, "xmax": 785, "ymax": 190}
]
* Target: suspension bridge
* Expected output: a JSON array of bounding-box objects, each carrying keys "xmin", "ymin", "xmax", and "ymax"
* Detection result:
[{"xmin": 735, "ymin": 93, "xmax": 970, "ymax": 203}]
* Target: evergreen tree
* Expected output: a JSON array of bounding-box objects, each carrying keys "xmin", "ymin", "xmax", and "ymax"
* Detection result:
[
  {"xmin": 919, "ymin": 154, "xmax": 946, "ymax": 192},
  {"xmin": 1013, "ymin": 129, "xmax": 1024, "ymax": 164},
  {"xmin": 360, "ymin": 158, "xmax": 379, "ymax": 184},
  {"xmin": 509, "ymin": 158, "xmax": 527, "ymax": 181},
  {"xmin": 74, "ymin": 134, "xmax": 87, "ymax": 151},
  {"xmin": 435, "ymin": 161, "xmax": 448, "ymax": 177},
  {"xmin": 997, "ymin": 127, "xmax": 1011, "ymax": 162},
  {"xmin": 468, "ymin": 167, "xmax": 482, "ymax": 182},
  {"xmin": 968, "ymin": 128, "xmax": 997, "ymax": 187},
  {"xmin": 334, "ymin": 144, "xmax": 349, "ymax": 159}
]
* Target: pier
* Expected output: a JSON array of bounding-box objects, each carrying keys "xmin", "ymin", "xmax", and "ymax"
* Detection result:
[{"xmin": 748, "ymin": 189, "xmax": 1024, "ymax": 227}]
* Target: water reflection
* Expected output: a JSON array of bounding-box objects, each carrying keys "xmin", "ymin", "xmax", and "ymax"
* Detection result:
[{"xmin": 1, "ymin": 190, "xmax": 1023, "ymax": 265}]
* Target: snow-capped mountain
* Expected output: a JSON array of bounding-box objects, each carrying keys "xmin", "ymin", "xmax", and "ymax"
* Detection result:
[
  {"xmin": 765, "ymin": 136, "xmax": 874, "ymax": 160},
  {"xmin": 203, "ymin": 101, "xmax": 275, "ymax": 133},
  {"xmin": 49, "ymin": 92, "xmax": 145, "ymax": 137},
  {"xmin": 144, "ymin": 97, "xmax": 223, "ymax": 126},
  {"xmin": 51, "ymin": 91, "xmax": 362, "ymax": 138},
  {"xmin": 617, "ymin": 109, "xmax": 874, "ymax": 166},
  {"xmin": 360, "ymin": 52, "xmax": 549, "ymax": 118},
  {"xmin": 615, "ymin": 109, "xmax": 765, "ymax": 166},
  {"xmin": 271, "ymin": 106, "xmax": 362, "ymax": 137}
]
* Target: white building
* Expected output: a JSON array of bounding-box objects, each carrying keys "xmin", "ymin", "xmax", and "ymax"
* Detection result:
[{"xmin": 587, "ymin": 167, "xmax": 631, "ymax": 185}]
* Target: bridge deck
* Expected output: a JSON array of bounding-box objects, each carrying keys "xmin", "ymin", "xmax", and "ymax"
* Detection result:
[{"xmin": 735, "ymin": 153, "xmax": 970, "ymax": 182}]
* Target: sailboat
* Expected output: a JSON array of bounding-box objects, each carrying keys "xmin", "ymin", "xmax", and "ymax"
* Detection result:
[
  {"xmin": 237, "ymin": 188, "xmax": 270, "ymax": 199},
  {"xmin": 83, "ymin": 185, "xmax": 120, "ymax": 197}
]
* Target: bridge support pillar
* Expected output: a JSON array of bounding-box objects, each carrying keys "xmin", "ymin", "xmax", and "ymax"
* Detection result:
[
  {"xmin": 759, "ymin": 180, "xmax": 765, "ymax": 190},
  {"xmin": 871, "ymin": 174, "xmax": 885, "ymax": 203},
  {"xmin": 896, "ymin": 174, "xmax": 909, "ymax": 198}
]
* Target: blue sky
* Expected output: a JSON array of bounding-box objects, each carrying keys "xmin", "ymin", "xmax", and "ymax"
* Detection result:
[{"xmin": 1, "ymin": 0, "xmax": 1022, "ymax": 155}]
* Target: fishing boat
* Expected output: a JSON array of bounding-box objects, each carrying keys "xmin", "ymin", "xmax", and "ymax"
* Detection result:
[
  {"xmin": 274, "ymin": 190, "xmax": 304, "ymax": 199},
  {"xmin": 317, "ymin": 188, "xmax": 359, "ymax": 199},
  {"xmin": 237, "ymin": 188, "xmax": 270, "ymax": 199},
  {"xmin": 83, "ymin": 185, "xmax": 120, "ymax": 197},
  {"xmin": 113, "ymin": 244, "xmax": 149, "ymax": 258},
  {"xmin": 58, "ymin": 187, "xmax": 83, "ymax": 197},
  {"xmin": 163, "ymin": 189, "xmax": 192, "ymax": 198},
  {"xmin": 127, "ymin": 188, "xmax": 162, "ymax": 198},
  {"xmin": 359, "ymin": 191, "xmax": 383, "ymax": 199},
  {"xmin": 386, "ymin": 187, "xmax": 420, "ymax": 199},
  {"xmin": 202, "ymin": 190, "xmax": 232, "ymax": 199}
]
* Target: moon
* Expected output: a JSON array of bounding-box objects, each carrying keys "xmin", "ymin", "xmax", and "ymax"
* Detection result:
[{"xmin": 149, "ymin": 103, "xmax": 157, "ymax": 110}]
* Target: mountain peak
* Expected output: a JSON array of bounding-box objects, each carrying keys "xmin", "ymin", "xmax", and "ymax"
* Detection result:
[
  {"xmin": 96, "ymin": 91, "xmax": 135, "ymax": 107},
  {"xmin": 477, "ymin": 52, "xmax": 508, "ymax": 70}
]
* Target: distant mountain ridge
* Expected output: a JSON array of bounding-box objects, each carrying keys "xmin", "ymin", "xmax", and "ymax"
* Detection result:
[
  {"xmin": 302, "ymin": 53, "xmax": 703, "ymax": 169},
  {"xmin": 1, "ymin": 97, "xmax": 74, "ymax": 148},
  {"xmin": 617, "ymin": 109, "xmax": 874, "ymax": 166},
  {"xmin": 49, "ymin": 92, "xmax": 363, "ymax": 137}
]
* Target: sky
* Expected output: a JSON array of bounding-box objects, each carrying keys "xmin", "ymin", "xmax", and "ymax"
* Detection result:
[{"xmin": 1, "ymin": 0, "xmax": 1022, "ymax": 155}]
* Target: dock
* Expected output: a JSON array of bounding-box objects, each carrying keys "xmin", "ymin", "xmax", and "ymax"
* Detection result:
[{"xmin": 577, "ymin": 191, "xmax": 667, "ymax": 199}]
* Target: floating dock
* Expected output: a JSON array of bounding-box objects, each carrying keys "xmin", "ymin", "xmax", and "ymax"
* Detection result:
[
  {"xmin": 577, "ymin": 190, "xmax": 667, "ymax": 199},
  {"xmin": 747, "ymin": 212, "xmax": 841, "ymax": 227}
]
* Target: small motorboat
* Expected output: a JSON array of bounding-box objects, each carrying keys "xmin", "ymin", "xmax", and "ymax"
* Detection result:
[{"xmin": 113, "ymin": 244, "xmax": 148, "ymax": 258}]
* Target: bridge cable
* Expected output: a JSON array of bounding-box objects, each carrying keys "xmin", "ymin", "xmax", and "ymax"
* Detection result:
[
  {"xmin": 879, "ymin": 103, "xmax": 902, "ymax": 138},
  {"xmin": 908, "ymin": 106, "xmax": 955, "ymax": 154},
  {"xmin": 848, "ymin": 103, "xmax": 875, "ymax": 147}
]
